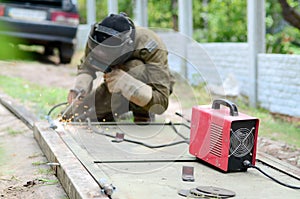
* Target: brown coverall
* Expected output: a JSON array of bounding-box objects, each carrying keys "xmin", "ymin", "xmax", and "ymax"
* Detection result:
[{"xmin": 74, "ymin": 26, "xmax": 174, "ymax": 121}]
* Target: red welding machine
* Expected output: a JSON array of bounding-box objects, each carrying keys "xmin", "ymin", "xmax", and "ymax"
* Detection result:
[{"xmin": 189, "ymin": 99, "xmax": 259, "ymax": 172}]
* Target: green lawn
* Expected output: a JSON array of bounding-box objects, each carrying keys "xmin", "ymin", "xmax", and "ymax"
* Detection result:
[{"xmin": 0, "ymin": 75, "xmax": 67, "ymax": 118}]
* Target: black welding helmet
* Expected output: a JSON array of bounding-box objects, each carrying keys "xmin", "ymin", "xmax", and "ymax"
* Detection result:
[{"xmin": 86, "ymin": 13, "xmax": 135, "ymax": 72}]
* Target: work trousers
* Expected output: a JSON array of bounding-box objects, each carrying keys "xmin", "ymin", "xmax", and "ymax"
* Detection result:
[{"xmin": 94, "ymin": 62, "xmax": 154, "ymax": 122}]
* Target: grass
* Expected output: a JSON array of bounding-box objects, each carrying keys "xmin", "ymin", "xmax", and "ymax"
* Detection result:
[
  {"xmin": 6, "ymin": 127, "xmax": 23, "ymax": 136},
  {"xmin": 237, "ymin": 101, "xmax": 300, "ymax": 148},
  {"xmin": 0, "ymin": 75, "xmax": 67, "ymax": 118},
  {"xmin": 36, "ymin": 168, "xmax": 54, "ymax": 175},
  {"xmin": 32, "ymin": 161, "xmax": 48, "ymax": 166},
  {"xmin": 172, "ymin": 82, "xmax": 300, "ymax": 148},
  {"xmin": 37, "ymin": 178, "xmax": 59, "ymax": 185}
]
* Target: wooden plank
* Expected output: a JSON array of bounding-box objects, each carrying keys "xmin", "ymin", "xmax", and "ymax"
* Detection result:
[
  {"xmin": 57, "ymin": 126, "xmax": 117, "ymax": 193},
  {"xmin": 34, "ymin": 122, "xmax": 108, "ymax": 199}
]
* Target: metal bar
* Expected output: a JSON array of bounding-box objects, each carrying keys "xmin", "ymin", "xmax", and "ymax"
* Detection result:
[
  {"xmin": 55, "ymin": 125, "xmax": 115, "ymax": 197},
  {"xmin": 94, "ymin": 159, "xmax": 197, "ymax": 164},
  {"xmin": 68, "ymin": 121, "xmax": 191, "ymax": 127}
]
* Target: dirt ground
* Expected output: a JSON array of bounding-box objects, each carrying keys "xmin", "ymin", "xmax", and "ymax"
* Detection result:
[
  {"xmin": 0, "ymin": 55, "xmax": 76, "ymax": 198},
  {"xmin": 0, "ymin": 52, "xmax": 299, "ymax": 198},
  {"xmin": 0, "ymin": 102, "xmax": 67, "ymax": 199}
]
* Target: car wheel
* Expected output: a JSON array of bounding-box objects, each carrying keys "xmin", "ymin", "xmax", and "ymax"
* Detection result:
[
  {"xmin": 59, "ymin": 44, "xmax": 74, "ymax": 64},
  {"xmin": 44, "ymin": 46, "xmax": 55, "ymax": 56},
  {"xmin": 60, "ymin": 56, "xmax": 72, "ymax": 64}
]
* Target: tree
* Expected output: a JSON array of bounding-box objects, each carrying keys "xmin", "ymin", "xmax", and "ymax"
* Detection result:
[{"xmin": 278, "ymin": 0, "xmax": 300, "ymax": 29}]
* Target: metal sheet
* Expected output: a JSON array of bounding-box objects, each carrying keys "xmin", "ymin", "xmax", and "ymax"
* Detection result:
[
  {"xmin": 61, "ymin": 122, "xmax": 300, "ymax": 199},
  {"xmin": 94, "ymin": 161, "xmax": 300, "ymax": 199},
  {"xmin": 65, "ymin": 123, "xmax": 194, "ymax": 162}
]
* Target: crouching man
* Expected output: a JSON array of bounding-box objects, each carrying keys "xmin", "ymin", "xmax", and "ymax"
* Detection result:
[{"xmin": 67, "ymin": 13, "xmax": 174, "ymax": 123}]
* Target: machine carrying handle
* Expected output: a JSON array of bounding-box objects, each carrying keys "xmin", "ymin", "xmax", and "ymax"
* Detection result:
[{"xmin": 212, "ymin": 99, "xmax": 239, "ymax": 116}]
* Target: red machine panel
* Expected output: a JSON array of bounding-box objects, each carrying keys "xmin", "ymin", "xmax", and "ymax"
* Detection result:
[{"xmin": 189, "ymin": 99, "xmax": 259, "ymax": 172}]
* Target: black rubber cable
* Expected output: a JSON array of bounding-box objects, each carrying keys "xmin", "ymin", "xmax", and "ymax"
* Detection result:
[
  {"xmin": 87, "ymin": 118, "xmax": 190, "ymax": 149},
  {"xmin": 175, "ymin": 112, "xmax": 191, "ymax": 123},
  {"xmin": 46, "ymin": 102, "xmax": 190, "ymax": 148},
  {"xmin": 47, "ymin": 102, "xmax": 68, "ymax": 117},
  {"xmin": 169, "ymin": 120, "xmax": 188, "ymax": 140},
  {"xmin": 243, "ymin": 160, "xmax": 300, "ymax": 190}
]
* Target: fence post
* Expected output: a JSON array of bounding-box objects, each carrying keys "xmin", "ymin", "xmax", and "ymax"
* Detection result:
[
  {"xmin": 247, "ymin": 0, "xmax": 265, "ymax": 107},
  {"xmin": 178, "ymin": 0, "xmax": 193, "ymax": 80},
  {"xmin": 134, "ymin": 0, "xmax": 148, "ymax": 27},
  {"xmin": 86, "ymin": 0, "xmax": 96, "ymax": 25},
  {"xmin": 108, "ymin": 0, "xmax": 118, "ymax": 15}
]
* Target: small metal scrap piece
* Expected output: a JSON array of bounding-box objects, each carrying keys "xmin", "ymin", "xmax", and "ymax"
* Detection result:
[
  {"xmin": 182, "ymin": 166, "xmax": 195, "ymax": 182},
  {"xmin": 112, "ymin": 132, "xmax": 125, "ymax": 143},
  {"xmin": 178, "ymin": 189, "xmax": 190, "ymax": 197}
]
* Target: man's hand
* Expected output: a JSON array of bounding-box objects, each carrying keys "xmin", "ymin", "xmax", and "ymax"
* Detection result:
[
  {"xmin": 104, "ymin": 69, "xmax": 125, "ymax": 93},
  {"xmin": 104, "ymin": 69, "xmax": 153, "ymax": 107},
  {"xmin": 67, "ymin": 89, "xmax": 85, "ymax": 105}
]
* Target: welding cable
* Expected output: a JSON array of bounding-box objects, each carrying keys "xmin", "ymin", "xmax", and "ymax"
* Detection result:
[
  {"xmin": 46, "ymin": 90, "xmax": 84, "ymax": 128},
  {"xmin": 60, "ymin": 89, "xmax": 85, "ymax": 119},
  {"xmin": 169, "ymin": 120, "xmax": 189, "ymax": 140},
  {"xmin": 243, "ymin": 160, "xmax": 300, "ymax": 190},
  {"xmin": 45, "ymin": 102, "xmax": 68, "ymax": 129},
  {"xmin": 47, "ymin": 102, "xmax": 68, "ymax": 117},
  {"xmin": 175, "ymin": 112, "xmax": 191, "ymax": 123},
  {"xmin": 86, "ymin": 118, "xmax": 189, "ymax": 149}
]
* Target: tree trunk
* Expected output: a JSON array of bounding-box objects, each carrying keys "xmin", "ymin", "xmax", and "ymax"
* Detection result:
[
  {"xmin": 278, "ymin": 0, "xmax": 300, "ymax": 29},
  {"xmin": 171, "ymin": 0, "xmax": 178, "ymax": 31}
]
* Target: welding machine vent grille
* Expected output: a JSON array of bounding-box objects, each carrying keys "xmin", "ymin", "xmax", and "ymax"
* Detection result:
[
  {"xmin": 209, "ymin": 123, "xmax": 223, "ymax": 157},
  {"xmin": 229, "ymin": 127, "xmax": 255, "ymax": 158}
]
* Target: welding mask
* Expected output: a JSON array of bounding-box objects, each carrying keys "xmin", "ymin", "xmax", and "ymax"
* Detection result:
[{"xmin": 86, "ymin": 13, "xmax": 135, "ymax": 73}]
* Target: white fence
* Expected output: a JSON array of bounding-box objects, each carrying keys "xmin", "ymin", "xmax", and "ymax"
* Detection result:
[
  {"xmin": 76, "ymin": 28, "xmax": 300, "ymax": 117},
  {"xmin": 257, "ymin": 54, "xmax": 300, "ymax": 117},
  {"xmin": 159, "ymin": 32, "xmax": 300, "ymax": 117}
]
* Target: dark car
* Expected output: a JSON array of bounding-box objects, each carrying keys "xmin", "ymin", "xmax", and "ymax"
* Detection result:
[{"xmin": 0, "ymin": 0, "xmax": 79, "ymax": 64}]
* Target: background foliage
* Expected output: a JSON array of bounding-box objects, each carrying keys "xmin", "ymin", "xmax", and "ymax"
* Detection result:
[{"xmin": 77, "ymin": 0, "xmax": 300, "ymax": 54}]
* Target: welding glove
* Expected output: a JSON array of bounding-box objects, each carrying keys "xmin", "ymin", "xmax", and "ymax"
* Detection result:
[
  {"xmin": 104, "ymin": 69, "xmax": 152, "ymax": 107},
  {"xmin": 67, "ymin": 73, "xmax": 93, "ymax": 104},
  {"xmin": 63, "ymin": 73, "xmax": 93, "ymax": 121}
]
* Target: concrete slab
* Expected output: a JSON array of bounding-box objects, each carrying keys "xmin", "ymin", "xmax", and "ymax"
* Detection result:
[
  {"xmin": 2, "ymin": 90, "xmax": 299, "ymax": 199},
  {"xmin": 35, "ymin": 122, "xmax": 300, "ymax": 199}
]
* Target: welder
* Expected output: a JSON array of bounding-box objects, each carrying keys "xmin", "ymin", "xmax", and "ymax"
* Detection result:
[{"xmin": 67, "ymin": 13, "xmax": 174, "ymax": 122}]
